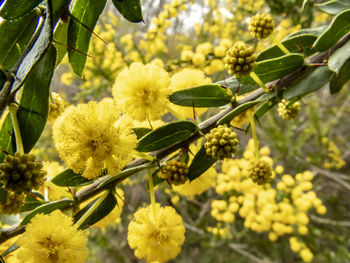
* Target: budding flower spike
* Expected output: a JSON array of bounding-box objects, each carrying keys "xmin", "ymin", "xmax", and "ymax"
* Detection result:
[
  {"xmin": 277, "ymin": 99, "xmax": 301, "ymax": 120},
  {"xmin": 249, "ymin": 13, "xmax": 274, "ymax": 40},
  {"xmin": 224, "ymin": 42, "xmax": 269, "ymax": 92},
  {"xmin": 249, "ymin": 13, "xmax": 290, "ymax": 55},
  {"xmin": 158, "ymin": 160, "xmax": 189, "ymax": 186},
  {"xmin": 204, "ymin": 125, "xmax": 239, "ymax": 160}
]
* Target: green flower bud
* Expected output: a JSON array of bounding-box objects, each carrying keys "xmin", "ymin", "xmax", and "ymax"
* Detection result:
[
  {"xmin": 248, "ymin": 158, "xmax": 273, "ymax": 185},
  {"xmin": 158, "ymin": 160, "xmax": 189, "ymax": 186},
  {"xmin": 249, "ymin": 13, "xmax": 274, "ymax": 39},
  {"xmin": 277, "ymin": 99, "xmax": 301, "ymax": 120}
]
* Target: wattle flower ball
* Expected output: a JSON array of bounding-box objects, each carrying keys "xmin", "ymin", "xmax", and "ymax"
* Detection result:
[
  {"xmin": 128, "ymin": 203, "xmax": 186, "ymax": 262},
  {"xmin": 53, "ymin": 98, "xmax": 137, "ymax": 179},
  {"xmin": 16, "ymin": 210, "xmax": 87, "ymax": 263},
  {"xmin": 113, "ymin": 62, "xmax": 171, "ymax": 121}
]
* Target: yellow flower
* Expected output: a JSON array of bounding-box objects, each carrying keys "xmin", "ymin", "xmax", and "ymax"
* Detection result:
[
  {"xmin": 169, "ymin": 68, "xmax": 211, "ymax": 119},
  {"xmin": 16, "ymin": 210, "xmax": 87, "ymax": 263},
  {"xmin": 48, "ymin": 92, "xmax": 65, "ymax": 121},
  {"xmin": 173, "ymin": 167, "xmax": 216, "ymax": 198},
  {"xmin": 53, "ymin": 98, "xmax": 137, "ymax": 179},
  {"xmin": 128, "ymin": 203, "xmax": 185, "ymax": 262},
  {"xmin": 113, "ymin": 62, "xmax": 171, "ymax": 121}
]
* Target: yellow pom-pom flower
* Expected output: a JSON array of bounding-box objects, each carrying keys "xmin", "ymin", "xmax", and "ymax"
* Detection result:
[
  {"xmin": 53, "ymin": 98, "xmax": 137, "ymax": 179},
  {"xmin": 16, "ymin": 210, "xmax": 87, "ymax": 263},
  {"xmin": 169, "ymin": 68, "xmax": 211, "ymax": 119},
  {"xmin": 113, "ymin": 62, "xmax": 171, "ymax": 121},
  {"xmin": 128, "ymin": 203, "xmax": 185, "ymax": 262},
  {"xmin": 48, "ymin": 92, "xmax": 65, "ymax": 121}
]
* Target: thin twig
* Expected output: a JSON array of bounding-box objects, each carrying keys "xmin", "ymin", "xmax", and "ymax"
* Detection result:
[
  {"xmin": 310, "ymin": 215, "xmax": 350, "ymax": 227},
  {"xmin": 229, "ymin": 243, "xmax": 277, "ymax": 263}
]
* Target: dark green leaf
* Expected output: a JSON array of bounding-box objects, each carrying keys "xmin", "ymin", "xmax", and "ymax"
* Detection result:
[
  {"xmin": 11, "ymin": 0, "xmax": 53, "ymax": 93},
  {"xmin": 0, "ymin": 188, "xmax": 7, "ymax": 203},
  {"xmin": 286, "ymin": 26, "xmax": 327, "ymax": 39},
  {"xmin": 112, "ymin": 0, "xmax": 143, "ymax": 23},
  {"xmin": 188, "ymin": 145, "xmax": 216, "ymax": 181},
  {"xmin": 0, "ymin": 114, "xmax": 15, "ymax": 162},
  {"xmin": 169, "ymin": 84, "xmax": 233, "ymax": 107},
  {"xmin": 216, "ymin": 78, "xmax": 259, "ymax": 96},
  {"xmin": 255, "ymin": 97, "xmax": 279, "ymax": 119},
  {"xmin": 132, "ymin": 127, "xmax": 152, "ymax": 140},
  {"xmin": 328, "ymin": 40, "xmax": 350, "ymax": 73},
  {"xmin": 316, "ymin": 0, "xmax": 350, "ymax": 15},
  {"xmin": 240, "ymin": 54, "xmax": 305, "ymax": 85},
  {"xmin": 97, "ymin": 162, "xmax": 156, "ymax": 190},
  {"xmin": 137, "ymin": 121, "xmax": 198, "ymax": 152},
  {"xmin": 258, "ymin": 35, "xmax": 318, "ymax": 61},
  {"xmin": 52, "ymin": 0, "xmax": 69, "ymax": 23},
  {"xmin": 21, "ymin": 195, "xmax": 46, "ymax": 212},
  {"xmin": 21, "ymin": 199, "xmax": 73, "ymax": 225},
  {"xmin": 313, "ymin": 9, "xmax": 350, "ymax": 52},
  {"xmin": 17, "ymin": 45, "xmax": 56, "ymax": 153},
  {"xmin": 217, "ymin": 101, "xmax": 260, "ymax": 125},
  {"xmin": 68, "ymin": 0, "xmax": 107, "ymax": 76},
  {"xmin": 74, "ymin": 191, "xmax": 116, "ymax": 230},
  {"xmin": 284, "ymin": 66, "xmax": 333, "ymax": 100},
  {"xmin": 0, "ymin": 11, "xmax": 39, "ymax": 69},
  {"xmin": 330, "ymin": 60, "xmax": 350, "ymax": 94},
  {"xmin": 53, "ymin": 21, "xmax": 69, "ymax": 67},
  {"xmin": 51, "ymin": 169, "xmax": 93, "ymax": 187},
  {"xmin": 0, "ymin": 0, "xmax": 42, "ymax": 20},
  {"xmin": 0, "ymin": 241, "xmax": 18, "ymax": 257}
]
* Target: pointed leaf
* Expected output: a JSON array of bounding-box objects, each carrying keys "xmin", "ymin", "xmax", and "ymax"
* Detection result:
[
  {"xmin": 188, "ymin": 145, "xmax": 216, "ymax": 181},
  {"xmin": 0, "ymin": 188, "xmax": 7, "ymax": 203},
  {"xmin": 73, "ymin": 192, "xmax": 116, "ymax": 230},
  {"xmin": 313, "ymin": 9, "xmax": 350, "ymax": 52},
  {"xmin": 217, "ymin": 101, "xmax": 260, "ymax": 125},
  {"xmin": 0, "ymin": 0, "xmax": 42, "ymax": 20},
  {"xmin": 112, "ymin": 0, "xmax": 143, "ymax": 23},
  {"xmin": 330, "ymin": 60, "xmax": 350, "ymax": 94},
  {"xmin": 216, "ymin": 78, "xmax": 259, "ymax": 96},
  {"xmin": 21, "ymin": 199, "xmax": 73, "ymax": 225},
  {"xmin": 316, "ymin": 0, "xmax": 350, "ymax": 15},
  {"xmin": 137, "ymin": 121, "xmax": 198, "ymax": 152},
  {"xmin": 284, "ymin": 66, "xmax": 333, "ymax": 100},
  {"xmin": 17, "ymin": 45, "xmax": 56, "ymax": 153},
  {"xmin": 51, "ymin": 169, "xmax": 93, "ymax": 187},
  {"xmin": 10, "ymin": 0, "xmax": 53, "ymax": 93},
  {"xmin": 240, "ymin": 54, "xmax": 305, "ymax": 85},
  {"xmin": 328, "ymin": 40, "xmax": 350, "ymax": 73},
  {"xmin": 132, "ymin": 127, "xmax": 152, "ymax": 140},
  {"xmin": 169, "ymin": 84, "xmax": 233, "ymax": 107},
  {"xmin": 53, "ymin": 21, "xmax": 69, "ymax": 67},
  {"xmin": 0, "ymin": 11, "xmax": 39, "ymax": 70},
  {"xmin": 68, "ymin": 0, "xmax": 107, "ymax": 76}
]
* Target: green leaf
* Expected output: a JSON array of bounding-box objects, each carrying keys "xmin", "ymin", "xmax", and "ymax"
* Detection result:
[
  {"xmin": 169, "ymin": 84, "xmax": 233, "ymax": 107},
  {"xmin": 11, "ymin": 0, "xmax": 53, "ymax": 93},
  {"xmin": 97, "ymin": 162, "xmax": 156, "ymax": 190},
  {"xmin": 132, "ymin": 127, "xmax": 152, "ymax": 140},
  {"xmin": 21, "ymin": 193, "xmax": 46, "ymax": 212},
  {"xmin": 0, "ymin": 188, "xmax": 7, "ymax": 203},
  {"xmin": 240, "ymin": 54, "xmax": 305, "ymax": 85},
  {"xmin": 330, "ymin": 60, "xmax": 350, "ymax": 94},
  {"xmin": 0, "ymin": 241, "xmax": 18, "ymax": 258},
  {"xmin": 0, "ymin": 0, "xmax": 42, "ymax": 20},
  {"xmin": 258, "ymin": 35, "xmax": 319, "ymax": 61},
  {"xmin": 217, "ymin": 101, "xmax": 260, "ymax": 125},
  {"xmin": 328, "ymin": 40, "xmax": 350, "ymax": 73},
  {"xmin": 53, "ymin": 21, "xmax": 69, "ymax": 67},
  {"xmin": 316, "ymin": 0, "xmax": 350, "ymax": 15},
  {"xmin": 52, "ymin": 0, "xmax": 69, "ymax": 23},
  {"xmin": 216, "ymin": 78, "xmax": 259, "ymax": 96},
  {"xmin": 255, "ymin": 97, "xmax": 279, "ymax": 119},
  {"xmin": 0, "ymin": 114, "xmax": 15, "ymax": 162},
  {"xmin": 51, "ymin": 169, "xmax": 92, "ymax": 187},
  {"xmin": 313, "ymin": 9, "xmax": 350, "ymax": 52},
  {"xmin": 112, "ymin": 0, "xmax": 143, "ymax": 23},
  {"xmin": 137, "ymin": 121, "xmax": 198, "ymax": 152},
  {"xmin": 17, "ymin": 45, "xmax": 56, "ymax": 153},
  {"xmin": 284, "ymin": 66, "xmax": 333, "ymax": 100},
  {"xmin": 21, "ymin": 199, "xmax": 73, "ymax": 225},
  {"xmin": 0, "ymin": 11, "xmax": 39, "ymax": 70},
  {"xmin": 68, "ymin": 0, "xmax": 107, "ymax": 76},
  {"xmin": 188, "ymin": 145, "xmax": 216, "ymax": 181},
  {"xmin": 73, "ymin": 192, "xmax": 116, "ymax": 230}
]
